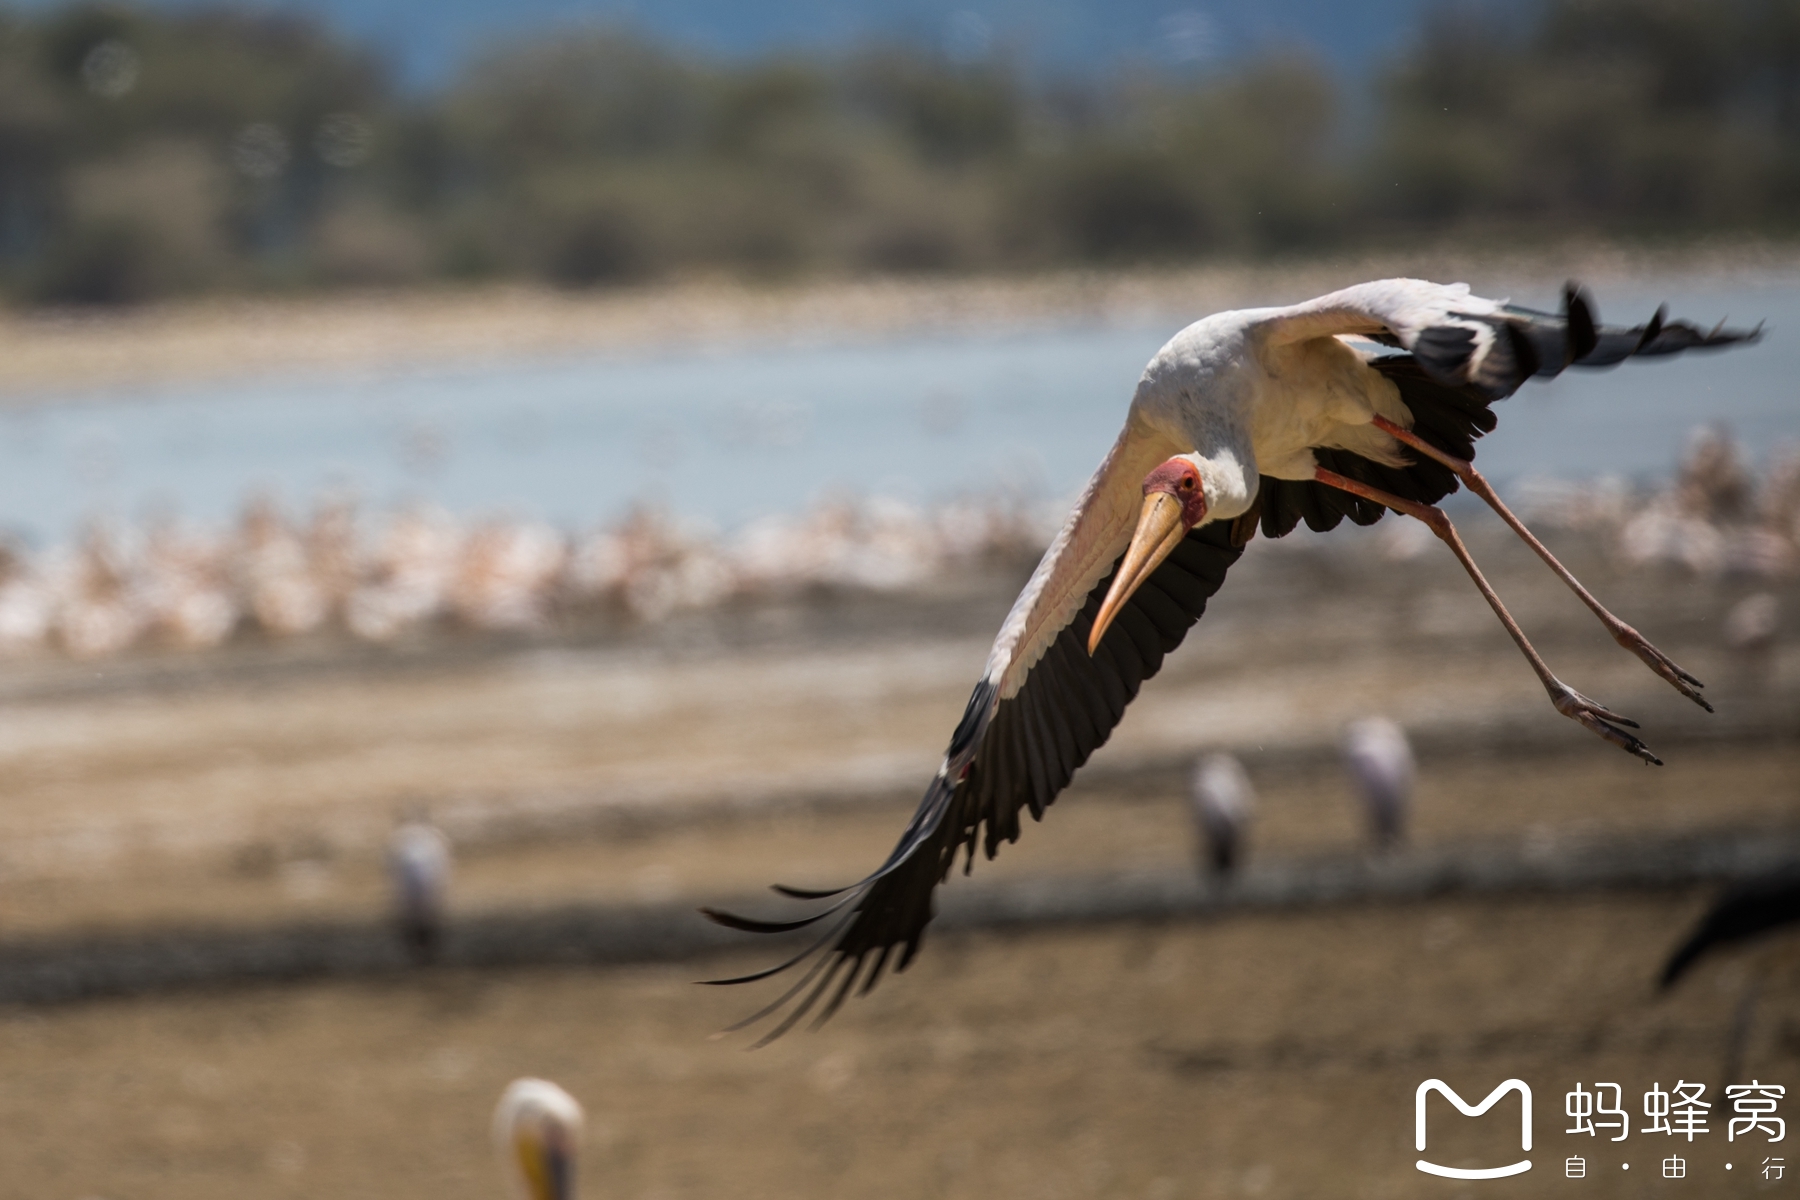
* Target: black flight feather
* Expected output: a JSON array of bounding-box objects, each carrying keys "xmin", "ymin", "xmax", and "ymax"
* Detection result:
[{"xmin": 700, "ymin": 520, "xmax": 1244, "ymax": 1032}]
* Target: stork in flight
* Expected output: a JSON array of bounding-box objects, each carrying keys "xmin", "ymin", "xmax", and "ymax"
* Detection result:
[{"xmin": 705, "ymin": 279, "xmax": 1759, "ymax": 1042}]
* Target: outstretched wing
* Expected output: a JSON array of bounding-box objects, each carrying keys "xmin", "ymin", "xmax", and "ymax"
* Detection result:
[
  {"xmin": 1252, "ymin": 280, "xmax": 1761, "ymax": 538},
  {"xmin": 702, "ymin": 420, "xmax": 1245, "ymax": 1043}
]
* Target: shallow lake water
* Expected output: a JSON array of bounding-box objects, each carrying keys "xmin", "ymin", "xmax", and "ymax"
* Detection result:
[{"xmin": 0, "ymin": 274, "xmax": 1793, "ymax": 544}]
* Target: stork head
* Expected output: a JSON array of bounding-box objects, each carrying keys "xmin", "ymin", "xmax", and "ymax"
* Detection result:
[
  {"xmin": 494, "ymin": 1078, "xmax": 584, "ymax": 1200},
  {"xmin": 1087, "ymin": 454, "xmax": 1209, "ymax": 654}
]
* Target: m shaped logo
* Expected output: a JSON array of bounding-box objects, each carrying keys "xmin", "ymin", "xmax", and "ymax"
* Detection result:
[{"xmin": 1416, "ymin": 1078, "xmax": 1534, "ymax": 1179}]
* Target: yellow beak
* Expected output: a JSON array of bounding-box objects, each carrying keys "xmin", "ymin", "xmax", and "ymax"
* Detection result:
[
  {"xmin": 517, "ymin": 1136, "xmax": 575, "ymax": 1200},
  {"xmin": 1088, "ymin": 491, "xmax": 1188, "ymax": 654}
]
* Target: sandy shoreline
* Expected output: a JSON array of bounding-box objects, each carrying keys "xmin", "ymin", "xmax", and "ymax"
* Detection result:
[{"xmin": 2, "ymin": 240, "xmax": 1795, "ymax": 399}]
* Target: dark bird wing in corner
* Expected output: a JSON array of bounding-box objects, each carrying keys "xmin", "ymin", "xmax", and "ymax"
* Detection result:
[{"xmin": 1660, "ymin": 866, "xmax": 1800, "ymax": 989}]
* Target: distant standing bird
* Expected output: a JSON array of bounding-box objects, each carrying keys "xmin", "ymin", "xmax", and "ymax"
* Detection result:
[
  {"xmin": 387, "ymin": 817, "xmax": 453, "ymax": 964},
  {"xmin": 1341, "ymin": 717, "xmax": 1415, "ymax": 851},
  {"xmin": 706, "ymin": 280, "xmax": 1756, "ymax": 1041},
  {"xmin": 494, "ymin": 1078, "xmax": 584, "ymax": 1200},
  {"xmin": 1190, "ymin": 753, "xmax": 1256, "ymax": 876}
]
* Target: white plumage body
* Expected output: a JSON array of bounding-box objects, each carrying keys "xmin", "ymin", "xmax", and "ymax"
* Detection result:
[
  {"xmin": 1134, "ymin": 306, "xmax": 1415, "ymax": 488},
  {"xmin": 988, "ymin": 278, "xmax": 1488, "ymax": 698}
]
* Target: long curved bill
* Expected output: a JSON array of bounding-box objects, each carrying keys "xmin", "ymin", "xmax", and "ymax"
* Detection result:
[{"xmin": 1088, "ymin": 491, "xmax": 1187, "ymax": 654}]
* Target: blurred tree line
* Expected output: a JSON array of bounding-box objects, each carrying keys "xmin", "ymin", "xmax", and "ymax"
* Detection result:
[{"xmin": 1, "ymin": 0, "xmax": 1797, "ymax": 305}]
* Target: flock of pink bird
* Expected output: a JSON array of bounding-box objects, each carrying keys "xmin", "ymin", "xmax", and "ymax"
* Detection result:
[
  {"xmin": 1618, "ymin": 430, "xmax": 1800, "ymax": 578},
  {"xmin": 0, "ymin": 493, "xmax": 1050, "ymax": 659},
  {"xmin": 0, "ymin": 428, "xmax": 1787, "ymax": 662},
  {"xmin": 1520, "ymin": 429, "xmax": 1800, "ymax": 578}
]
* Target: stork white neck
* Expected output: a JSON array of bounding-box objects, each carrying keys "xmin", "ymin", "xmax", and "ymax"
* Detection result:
[{"xmin": 1130, "ymin": 332, "xmax": 1260, "ymax": 526}]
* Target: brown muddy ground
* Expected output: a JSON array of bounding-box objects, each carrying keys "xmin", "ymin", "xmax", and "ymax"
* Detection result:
[
  {"xmin": 0, "ymin": 524, "xmax": 1791, "ymax": 942},
  {"xmin": 3, "ymin": 889, "xmax": 1797, "ymax": 1200},
  {"xmin": 1, "ymin": 738, "xmax": 1795, "ymax": 943},
  {"xmin": 0, "ymin": 526, "xmax": 1793, "ymax": 1197}
]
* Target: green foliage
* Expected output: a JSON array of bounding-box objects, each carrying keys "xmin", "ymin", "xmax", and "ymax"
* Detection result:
[
  {"xmin": 0, "ymin": 1, "xmax": 389, "ymax": 300},
  {"xmin": 1366, "ymin": 0, "xmax": 1800, "ymax": 234},
  {"xmin": 1, "ymin": 0, "xmax": 1797, "ymax": 305},
  {"xmin": 847, "ymin": 47, "xmax": 1024, "ymax": 164}
]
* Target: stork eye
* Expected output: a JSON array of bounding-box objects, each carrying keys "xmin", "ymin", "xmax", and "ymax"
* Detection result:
[{"xmin": 1180, "ymin": 477, "xmax": 1195, "ymax": 490}]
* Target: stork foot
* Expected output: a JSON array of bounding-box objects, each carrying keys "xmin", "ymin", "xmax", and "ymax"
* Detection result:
[
  {"xmin": 1550, "ymin": 680, "xmax": 1662, "ymax": 765},
  {"xmin": 1612, "ymin": 625, "xmax": 1712, "ymax": 712}
]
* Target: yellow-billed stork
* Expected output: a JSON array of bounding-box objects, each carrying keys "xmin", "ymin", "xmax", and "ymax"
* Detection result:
[
  {"xmin": 705, "ymin": 279, "xmax": 1759, "ymax": 1041},
  {"xmin": 494, "ymin": 1077, "xmax": 584, "ymax": 1200}
]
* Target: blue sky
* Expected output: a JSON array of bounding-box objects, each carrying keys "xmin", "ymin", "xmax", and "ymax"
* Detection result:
[{"xmin": 15, "ymin": 0, "xmax": 1435, "ymax": 87}]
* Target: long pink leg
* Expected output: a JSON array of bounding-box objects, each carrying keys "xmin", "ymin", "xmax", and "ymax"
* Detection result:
[
  {"xmin": 1371, "ymin": 415, "xmax": 1709, "ymax": 712},
  {"xmin": 1316, "ymin": 467, "xmax": 1662, "ymax": 765}
]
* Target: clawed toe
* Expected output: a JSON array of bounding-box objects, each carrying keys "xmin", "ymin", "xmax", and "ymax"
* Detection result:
[
  {"xmin": 1550, "ymin": 681, "xmax": 1663, "ymax": 766},
  {"xmin": 1550, "ymin": 683, "xmax": 1635, "ymax": 727},
  {"xmin": 1615, "ymin": 627, "xmax": 1712, "ymax": 712}
]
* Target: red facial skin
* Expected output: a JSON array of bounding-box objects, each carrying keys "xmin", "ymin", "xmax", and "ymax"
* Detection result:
[{"xmin": 1142, "ymin": 458, "xmax": 1209, "ymax": 528}]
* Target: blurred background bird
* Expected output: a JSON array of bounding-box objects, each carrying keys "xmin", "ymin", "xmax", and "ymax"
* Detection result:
[
  {"xmin": 1189, "ymin": 753, "xmax": 1256, "ymax": 877},
  {"xmin": 1340, "ymin": 717, "xmax": 1415, "ymax": 852},
  {"xmin": 387, "ymin": 815, "xmax": 453, "ymax": 964},
  {"xmin": 1725, "ymin": 592, "xmax": 1781, "ymax": 655},
  {"xmin": 56, "ymin": 520, "xmax": 147, "ymax": 659},
  {"xmin": 494, "ymin": 1077, "xmax": 584, "ymax": 1200}
]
